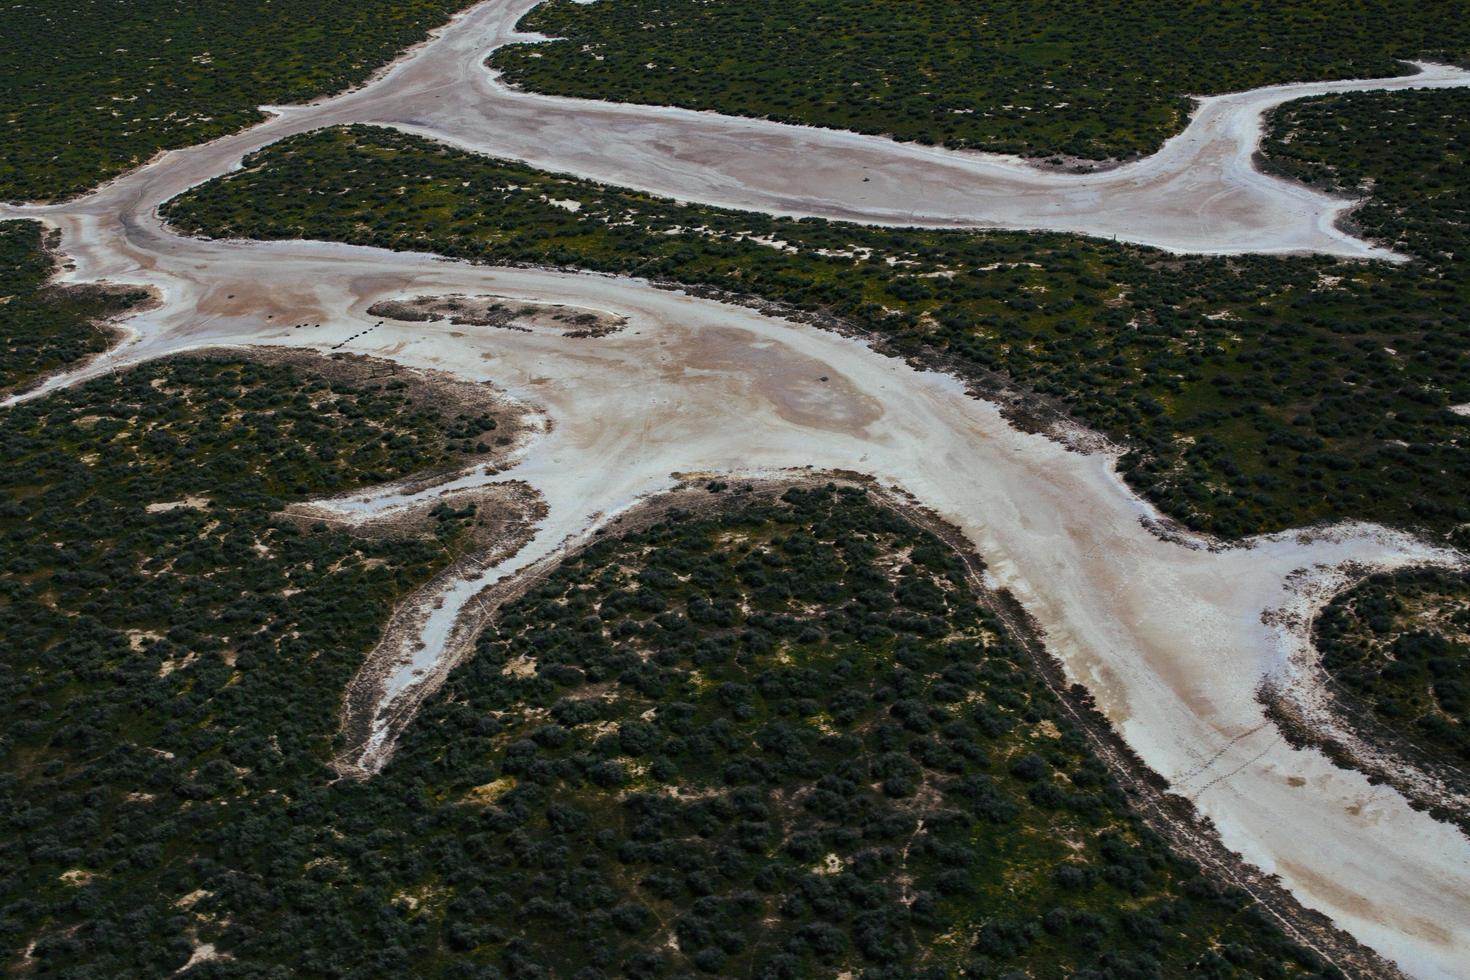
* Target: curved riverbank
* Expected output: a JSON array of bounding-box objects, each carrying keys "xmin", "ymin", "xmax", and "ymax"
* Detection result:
[{"xmin": 3, "ymin": 0, "xmax": 1470, "ymax": 974}]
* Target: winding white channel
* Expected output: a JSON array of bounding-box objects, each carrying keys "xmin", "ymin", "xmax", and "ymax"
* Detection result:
[{"xmin": 4, "ymin": 1, "xmax": 1470, "ymax": 975}]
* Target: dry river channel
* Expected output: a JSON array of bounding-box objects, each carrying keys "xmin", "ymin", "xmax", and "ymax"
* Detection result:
[{"xmin": 4, "ymin": 0, "xmax": 1470, "ymax": 975}]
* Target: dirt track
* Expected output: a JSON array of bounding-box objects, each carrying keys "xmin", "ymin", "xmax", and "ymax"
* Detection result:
[{"xmin": 2, "ymin": 0, "xmax": 1470, "ymax": 975}]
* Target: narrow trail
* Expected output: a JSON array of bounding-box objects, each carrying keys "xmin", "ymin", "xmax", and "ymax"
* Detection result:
[{"xmin": 3, "ymin": 1, "xmax": 1470, "ymax": 976}]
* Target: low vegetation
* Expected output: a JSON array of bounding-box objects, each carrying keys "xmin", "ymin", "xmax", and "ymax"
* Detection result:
[
  {"xmin": 1267, "ymin": 89, "xmax": 1470, "ymax": 790},
  {"xmin": 165, "ymin": 93, "xmax": 1470, "ymax": 540},
  {"xmin": 0, "ymin": 220, "xmax": 149, "ymax": 395},
  {"xmin": 8, "ymin": 3, "xmax": 1467, "ymax": 973},
  {"xmin": 1315, "ymin": 568, "xmax": 1470, "ymax": 766},
  {"xmin": 0, "ymin": 354, "xmax": 513, "ymax": 974},
  {"xmin": 1263, "ymin": 87, "xmax": 1469, "ymax": 264},
  {"xmin": 0, "ymin": 0, "xmax": 476, "ymax": 201},
  {"xmin": 492, "ymin": 0, "xmax": 1470, "ymax": 162},
  {"xmin": 1, "ymin": 458, "xmax": 1338, "ymax": 973}
]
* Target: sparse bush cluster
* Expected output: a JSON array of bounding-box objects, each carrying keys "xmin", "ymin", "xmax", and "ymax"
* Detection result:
[{"xmin": 1315, "ymin": 567, "xmax": 1470, "ymax": 764}]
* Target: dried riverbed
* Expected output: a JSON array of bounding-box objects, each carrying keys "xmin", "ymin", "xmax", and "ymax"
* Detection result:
[{"xmin": 3, "ymin": 1, "xmax": 1470, "ymax": 976}]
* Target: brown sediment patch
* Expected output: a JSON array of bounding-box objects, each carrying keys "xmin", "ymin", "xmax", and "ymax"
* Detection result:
[
  {"xmin": 1278, "ymin": 858, "xmax": 1383, "ymax": 926},
  {"xmin": 1263, "ymin": 684, "xmax": 1470, "ymax": 837},
  {"xmin": 670, "ymin": 324, "xmax": 883, "ymax": 435},
  {"xmin": 195, "ymin": 282, "xmax": 324, "ymax": 321},
  {"xmin": 1278, "ymin": 858, "xmax": 1456, "ymax": 949},
  {"xmin": 283, "ymin": 480, "xmax": 543, "ymax": 552},
  {"xmin": 369, "ymin": 293, "xmax": 626, "ymax": 337},
  {"xmin": 661, "ymin": 280, "xmax": 1121, "ymax": 459}
]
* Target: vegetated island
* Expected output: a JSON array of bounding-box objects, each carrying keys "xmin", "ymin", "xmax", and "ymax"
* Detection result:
[
  {"xmin": 0, "ymin": 0, "xmax": 480, "ymax": 201},
  {"xmin": 0, "ymin": 351, "xmax": 536, "ymax": 973},
  {"xmin": 0, "ymin": 220, "xmax": 150, "ymax": 396},
  {"xmin": 491, "ymin": 0, "xmax": 1470, "ymax": 164}
]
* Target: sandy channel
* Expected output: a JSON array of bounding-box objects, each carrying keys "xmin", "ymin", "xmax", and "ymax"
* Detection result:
[
  {"xmin": 6, "ymin": 0, "xmax": 1470, "ymax": 257},
  {"xmin": 8, "ymin": 237, "xmax": 1469, "ymax": 976},
  {"xmin": 2, "ymin": 0, "xmax": 1470, "ymax": 975}
]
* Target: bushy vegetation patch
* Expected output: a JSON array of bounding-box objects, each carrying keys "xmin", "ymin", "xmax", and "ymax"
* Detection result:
[
  {"xmin": 2, "ymin": 467, "xmax": 1338, "ymax": 974},
  {"xmin": 0, "ymin": 356, "xmax": 501, "ymax": 974},
  {"xmin": 492, "ymin": 0, "xmax": 1470, "ymax": 162},
  {"xmin": 165, "ymin": 107, "xmax": 1470, "ymax": 540},
  {"xmin": 0, "ymin": 220, "xmax": 149, "ymax": 394},
  {"xmin": 1263, "ymin": 87, "xmax": 1470, "ymax": 264},
  {"xmin": 0, "ymin": 0, "xmax": 476, "ymax": 201},
  {"xmin": 359, "ymin": 484, "xmax": 1331, "ymax": 977},
  {"xmin": 1315, "ymin": 568, "xmax": 1470, "ymax": 766}
]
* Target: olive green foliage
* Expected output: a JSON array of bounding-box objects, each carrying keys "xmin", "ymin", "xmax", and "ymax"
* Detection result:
[
  {"xmin": 1264, "ymin": 88, "xmax": 1470, "ymax": 263},
  {"xmin": 165, "ymin": 115, "xmax": 1470, "ymax": 540},
  {"xmin": 0, "ymin": 0, "xmax": 475, "ymax": 201},
  {"xmin": 362, "ymin": 485, "xmax": 1329, "ymax": 978},
  {"xmin": 0, "ymin": 357, "xmax": 481, "ymax": 974},
  {"xmin": 0, "ymin": 220, "xmax": 148, "ymax": 394},
  {"xmin": 1315, "ymin": 568, "xmax": 1470, "ymax": 765},
  {"xmin": 0, "ymin": 459, "xmax": 1335, "ymax": 974},
  {"xmin": 492, "ymin": 0, "xmax": 1470, "ymax": 161}
]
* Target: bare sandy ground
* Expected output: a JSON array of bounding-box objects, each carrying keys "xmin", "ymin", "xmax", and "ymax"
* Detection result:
[
  {"xmin": 376, "ymin": 1, "xmax": 1470, "ymax": 258},
  {"xmin": 3, "ymin": 0, "xmax": 1470, "ymax": 975},
  {"xmin": 6, "ymin": 0, "xmax": 1470, "ymax": 256}
]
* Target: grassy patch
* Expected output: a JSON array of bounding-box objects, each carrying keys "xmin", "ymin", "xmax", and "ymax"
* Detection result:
[{"xmin": 491, "ymin": 0, "xmax": 1470, "ymax": 162}]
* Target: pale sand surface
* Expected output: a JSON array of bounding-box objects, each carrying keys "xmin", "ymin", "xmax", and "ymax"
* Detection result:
[
  {"xmin": 3, "ymin": 1, "xmax": 1470, "ymax": 974},
  {"xmin": 11, "ymin": 239, "xmax": 1469, "ymax": 977},
  {"xmin": 10, "ymin": 0, "xmax": 1470, "ymax": 255}
]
